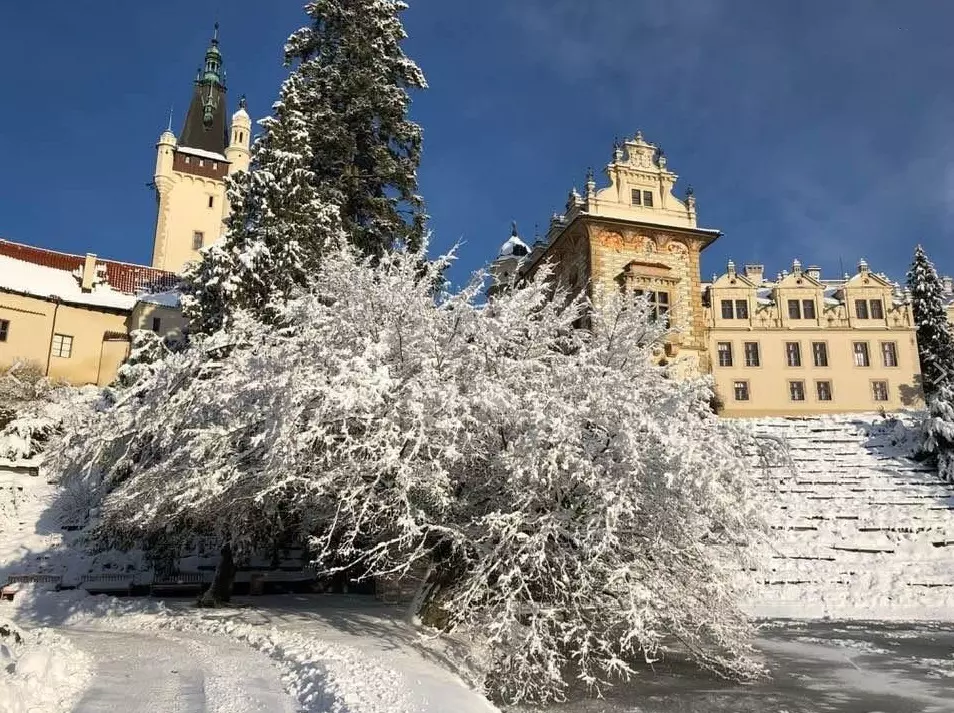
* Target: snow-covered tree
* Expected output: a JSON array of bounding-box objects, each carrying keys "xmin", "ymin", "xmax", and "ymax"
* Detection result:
[
  {"xmin": 921, "ymin": 381, "xmax": 954, "ymax": 483},
  {"xmin": 56, "ymin": 243, "xmax": 770, "ymax": 703},
  {"xmin": 182, "ymin": 0, "xmax": 426, "ymax": 333},
  {"xmin": 907, "ymin": 245, "xmax": 954, "ymax": 398}
]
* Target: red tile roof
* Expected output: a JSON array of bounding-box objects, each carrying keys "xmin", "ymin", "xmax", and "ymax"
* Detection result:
[{"xmin": 0, "ymin": 238, "xmax": 178, "ymax": 295}]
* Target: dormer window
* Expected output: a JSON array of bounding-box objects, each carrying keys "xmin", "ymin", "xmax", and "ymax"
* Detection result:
[
  {"xmin": 631, "ymin": 189, "xmax": 654, "ymax": 207},
  {"xmin": 631, "ymin": 189, "xmax": 642, "ymax": 206},
  {"xmin": 643, "ymin": 191, "xmax": 654, "ymax": 207}
]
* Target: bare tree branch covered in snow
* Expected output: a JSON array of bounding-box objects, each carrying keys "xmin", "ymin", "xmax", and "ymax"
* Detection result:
[{"xmin": 54, "ymin": 242, "xmax": 772, "ymax": 703}]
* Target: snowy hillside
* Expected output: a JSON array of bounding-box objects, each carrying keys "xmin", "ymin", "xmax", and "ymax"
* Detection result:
[{"xmin": 745, "ymin": 413, "xmax": 954, "ymax": 620}]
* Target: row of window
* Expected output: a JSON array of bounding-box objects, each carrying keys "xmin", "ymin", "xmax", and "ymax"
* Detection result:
[
  {"xmin": 732, "ymin": 379, "xmax": 890, "ymax": 403},
  {"xmin": 720, "ymin": 298, "xmax": 887, "ymax": 321},
  {"xmin": 631, "ymin": 189, "xmax": 654, "ymax": 207},
  {"xmin": 716, "ymin": 340, "xmax": 898, "ymax": 368}
]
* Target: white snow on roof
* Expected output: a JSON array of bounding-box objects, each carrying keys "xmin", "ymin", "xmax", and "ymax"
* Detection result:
[
  {"xmin": 176, "ymin": 145, "xmax": 229, "ymax": 162},
  {"xmin": 0, "ymin": 255, "xmax": 135, "ymax": 310},
  {"xmin": 498, "ymin": 235, "xmax": 530, "ymax": 258},
  {"xmin": 136, "ymin": 290, "xmax": 181, "ymax": 308}
]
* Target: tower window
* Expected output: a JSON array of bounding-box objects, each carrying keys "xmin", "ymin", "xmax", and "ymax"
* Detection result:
[
  {"xmin": 208, "ymin": 196, "xmax": 214, "ymax": 208},
  {"xmin": 872, "ymin": 380, "xmax": 889, "ymax": 402},
  {"xmin": 193, "ymin": 231, "xmax": 205, "ymax": 250}
]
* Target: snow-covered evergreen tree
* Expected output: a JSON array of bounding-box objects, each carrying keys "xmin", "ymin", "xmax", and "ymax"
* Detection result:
[
  {"xmin": 921, "ymin": 381, "xmax": 954, "ymax": 483},
  {"xmin": 182, "ymin": 0, "xmax": 426, "ymax": 333},
  {"xmin": 907, "ymin": 244, "xmax": 954, "ymax": 397},
  {"xmin": 57, "ymin": 242, "xmax": 771, "ymax": 702}
]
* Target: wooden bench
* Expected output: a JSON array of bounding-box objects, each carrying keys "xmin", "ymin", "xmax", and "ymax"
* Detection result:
[
  {"xmin": 150, "ymin": 571, "xmax": 209, "ymax": 596},
  {"xmin": 1, "ymin": 574, "xmax": 63, "ymax": 601},
  {"xmin": 80, "ymin": 573, "xmax": 133, "ymax": 595}
]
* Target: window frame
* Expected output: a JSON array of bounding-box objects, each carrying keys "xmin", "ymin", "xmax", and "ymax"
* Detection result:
[
  {"xmin": 811, "ymin": 341, "xmax": 829, "ymax": 368},
  {"xmin": 192, "ymin": 231, "xmax": 205, "ymax": 250},
  {"xmin": 720, "ymin": 299, "xmax": 734, "ymax": 320},
  {"xmin": 51, "ymin": 333, "xmax": 73, "ymax": 359},
  {"xmin": 717, "ymin": 341, "xmax": 734, "ymax": 368},
  {"xmin": 787, "ymin": 299, "xmax": 802, "ymax": 320},
  {"xmin": 734, "ymin": 299, "xmax": 749, "ymax": 319},
  {"xmin": 815, "ymin": 380, "xmax": 833, "ymax": 402},
  {"xmin": 631, "ymin": 189, "xmax": 642, "ymax": 206},
  {"xmin": 853, "ymin": 341, "xmax": 871, "ymax": 367},
  {"xmin": 855, "ymin": 299, "xmax": 870, "ymax": 320},
  {"xmin": 733, "ymin": 380, "xmax": 750, "ymax": 401},
  {"xmin": 743, "ymin": 341, "xmax": 761, "ymax": 367},
  {"xmin": 0, "ymin": 318, "xmax": 8, "ymax": 342},
  {"xmin": 151, "ymin": 317, "xmax": 161, "ymax": 333},
  {"xmin": 872, "ymin": 380, "xmax": 889, "ymax": 402},
  {"xmin": 802, "ymin": 299, "xmax": 817, "ymax": 320},
  {"xmin": 869, "ymin": 298, "xmax": 884, "ymax": 320},
  {"xmin": 881, "ymin": 341, "xmax": 898, "ymax": 368},
  {"xmin": 789, "ymin": 380, "xmax": 806, "ymax": 402},
  {"xmin": 642, "ymin": 190, "xmax": 654, "ymax": 207},
  {"xmin": 208, "ymin": 195, "xmax": 214, "ymax": 209},
  {"xmin": 785, "ymin": 341, "xmax": 802, "ymax": 367}
]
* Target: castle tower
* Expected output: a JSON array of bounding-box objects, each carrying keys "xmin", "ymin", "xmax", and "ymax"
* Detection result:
[{"xmin": 151, "ymin": 24, "xmax": 252, "ymax": 274}]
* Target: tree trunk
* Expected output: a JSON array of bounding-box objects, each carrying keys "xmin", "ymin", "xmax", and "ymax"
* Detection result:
[{"xmin": 198, "ymin": 541, "xmax": 236, "ymax": 607}]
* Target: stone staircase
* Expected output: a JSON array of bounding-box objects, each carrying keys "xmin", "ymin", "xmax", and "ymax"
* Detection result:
[{"xmin": 743, "ymin": 413, "xmax": 954, "ymax": 620}]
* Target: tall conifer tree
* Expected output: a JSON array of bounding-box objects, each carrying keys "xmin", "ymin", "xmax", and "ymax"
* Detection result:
[
  {"xmin": 183, "ymin": 0, "xmax": 427, "ymax": 333},
  {"xmin": 906, "ymin": 245, "xmax": 954, "ymax": 397}
]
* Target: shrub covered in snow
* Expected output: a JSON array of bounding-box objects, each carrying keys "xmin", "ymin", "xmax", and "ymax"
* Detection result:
[
  {"xmin": 0, "ymin": 362, "xmax": 99, "ymax": 463},
  {"xmin": 56, "ymin": 241, "xmax": 770, "ymax": 703}
]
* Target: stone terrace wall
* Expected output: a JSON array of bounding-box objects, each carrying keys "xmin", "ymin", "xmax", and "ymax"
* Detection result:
[{"xmin": 743, "ymin": 414, "xmax": 954, "ymax": 620}]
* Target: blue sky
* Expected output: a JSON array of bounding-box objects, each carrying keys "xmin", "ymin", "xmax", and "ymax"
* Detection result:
[{"xmin": 2, "ymin": 0, "xmax": 953, "ymax": 288}]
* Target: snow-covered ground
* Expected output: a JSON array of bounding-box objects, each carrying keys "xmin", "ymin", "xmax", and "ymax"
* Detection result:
[{"xmin": 0, "ymin": 619, "xmax": 91, "ymax": 713}]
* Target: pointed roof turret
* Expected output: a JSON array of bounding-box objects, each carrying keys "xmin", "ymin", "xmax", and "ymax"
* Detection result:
[
  {"xmin": 498, "ymin": 222, "xmax": 530, "ymax": 258},
  {"xmin": 178, "ymin": 23, "xmax": 230, "ymax": 155}
]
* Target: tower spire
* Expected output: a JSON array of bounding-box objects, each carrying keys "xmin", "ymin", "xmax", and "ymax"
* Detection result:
[{"xmin": 177, "ymin": 23, "xmax": 229, "ymax": 152}]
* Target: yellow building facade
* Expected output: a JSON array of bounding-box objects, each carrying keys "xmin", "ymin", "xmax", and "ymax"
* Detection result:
[
  {"xmin": 0, "ymin": 240, "xmax": 182, "ymax": 386},
  {"xmin": 706, "ymin": 260, "xmax": 921, "ymax": 416},
  {"xmin": 151, "ymin": 26, "xmax": 251, "ymax": 274},
  {"xmin": 493, "ymin": 132, "xmax": 926, "ymax": 416}
]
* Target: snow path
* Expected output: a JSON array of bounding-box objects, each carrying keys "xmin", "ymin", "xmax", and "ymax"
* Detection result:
[{"xmin": 61, "ymin": 626, "xmax": 299, "ymax": 713}]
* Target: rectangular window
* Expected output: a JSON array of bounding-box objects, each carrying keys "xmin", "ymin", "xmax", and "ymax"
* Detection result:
[
  {"xmin": 735, "ymin": 299, "xmax": 749, "ymax": 319},
  {"xmin": 853, "ymin": 342, "xmax": 870, "ymax": 367},
  {"xmin": 635, "ymin": 289, "xmax": 669, "ymax": 324},
  {"xmin": 199, "ymin": 159, "xmax": 205, "ymax": 167},
  {"xmin": 51, "ymin": 333, "xmax": 73, "ymax": 359},
  {"xmin": 192, "ymin": 231, "xmax": 204, "ymax": 250},
  {"xmin": 855, "ymin": 299, "xmax": 869, "ymax": 319},
  {"xmin": 785, "ymin": 341, "xmax": 802, "ymax": 367},
  {"xmin": 802, "ymin": 299, "xmax": 816, "ymax": 319},
  {"xmin": 0, "ymin": 319, "xmax": 8, "ymax": 342},
  {"xmin": 721, "ymin": 299, "xmax": 734, "ymax": 319},
  {"xmin": 743, "ymin": 341, "xmax": 760, "ymax": 367},
  {"xmin": 152, "ymin": 317, "xmax": 161, "ymax": 333},
  {"xmin": 788, "ymin": 299, "xmax": 801, "ymax": 319},
  {"xmin": 881, "ymin": 341, "xmax": 898, "ymax": 367},
  {"xmin": 208, "ymin": 195, "xmax": 214, "ymax": 208},
  {"xmin": 789, "ymin": 380, "xmax": 806, "ymax": 401},
  {"xmin": 870, "ymin": 299, "xmax": 884, "ymax": 319},
  {"xmin": 643, "ymin": 190, "xmax": 654, "ymax": 207},
  {"xmin": 812, "ymin": 341, "xmax": 828, "ymax": 367},
  {"xmin": 631, "ymin": 189, "xmax": 642, "ymax": 206},
  {"xmin": 816, "ymin": 380, "xmax": 833, "ymax": 401},
  {"xmin": 733, "ymin": 381, "xmax": 750, "ymax": 401},
  {"xmin": 872, "ymin": 380, "xmax": 889, "ymax": 402},
  {"xmin": 717, "ymin": 342, "xmax": 733, "ymax": 367}
]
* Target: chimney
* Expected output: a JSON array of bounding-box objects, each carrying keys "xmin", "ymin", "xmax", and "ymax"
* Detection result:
[
  {"xmin": 792, "ymin": 258, "xmax": 802, "ymax": 275},
  {"xmin": 81, "ymin": 253, "xmax": 98, "ymax": 292},
  {"xmin": 858, "ymin": 257, "xmax": 869, "ymax": 275},
  {"xmin": 744, "ymin": 263, "xmax": 764, "ymax": 284},
  {"xmin": 727, "ymin": 260, "xmax": 737, "ymax": 278},
  {"xmin": 806, "ymin": 265, "xmax": 821, "ymax": 281}
]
